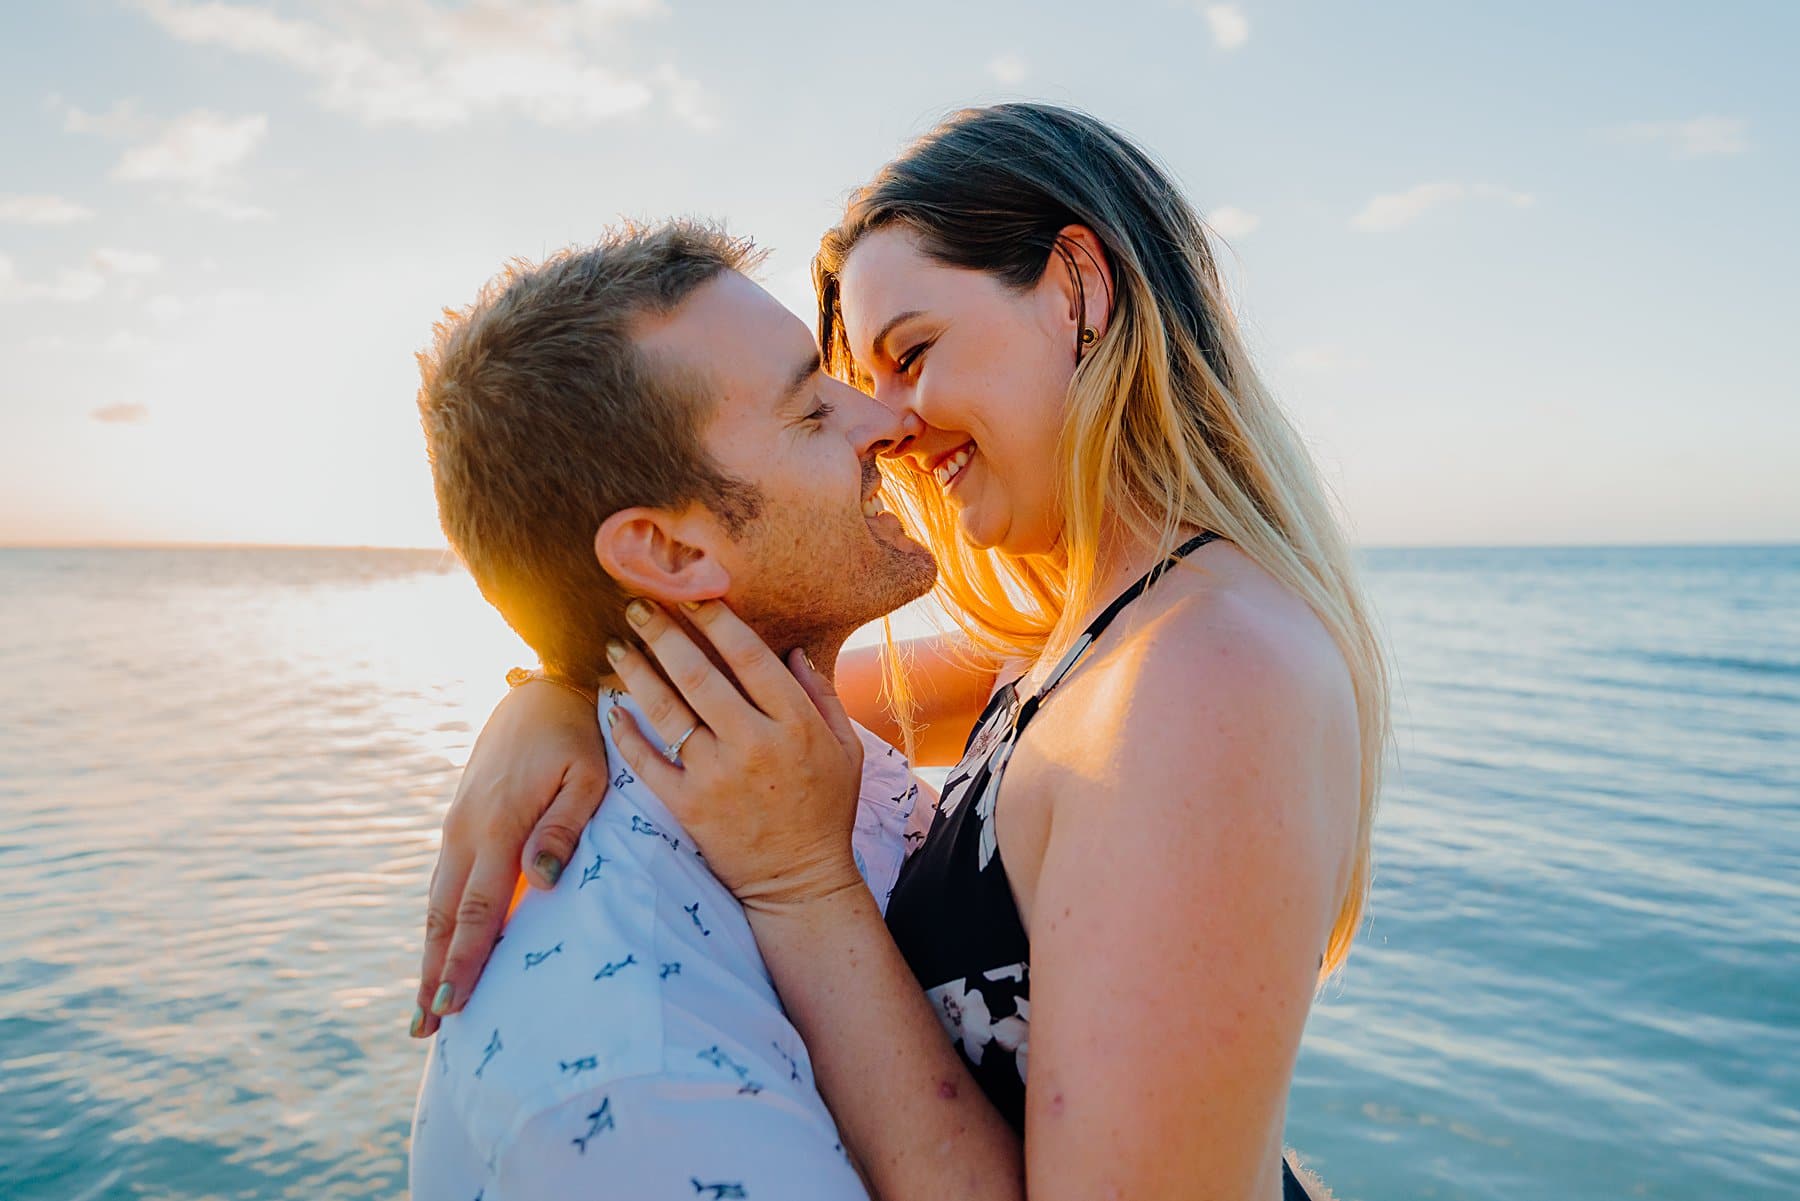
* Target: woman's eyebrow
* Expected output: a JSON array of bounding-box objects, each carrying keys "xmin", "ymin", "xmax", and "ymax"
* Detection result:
[{"xmin": 870, "ymin": 309, "xmax": 925, "ymax": 361}]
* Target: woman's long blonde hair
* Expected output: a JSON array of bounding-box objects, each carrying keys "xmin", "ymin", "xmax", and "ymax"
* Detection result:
[{"xmin": 815, "ymin": 104, "xmax": 1389, "ymax": 980}]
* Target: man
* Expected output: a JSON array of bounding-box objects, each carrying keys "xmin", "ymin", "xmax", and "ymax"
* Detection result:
[{"xmin": 408, "ymin": 222, "xmax": 938, "ymax": 1199}]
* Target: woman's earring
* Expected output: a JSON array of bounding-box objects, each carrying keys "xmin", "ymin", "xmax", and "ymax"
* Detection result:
[{"xmin": 1080, "ymin": 326, "xmax": 1098, "ymax": 347}]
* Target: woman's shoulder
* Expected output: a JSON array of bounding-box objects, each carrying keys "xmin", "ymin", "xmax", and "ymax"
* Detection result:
[{"xmin": 1102, "ymin": 540, "xmax": 1353, "ymax": 721}]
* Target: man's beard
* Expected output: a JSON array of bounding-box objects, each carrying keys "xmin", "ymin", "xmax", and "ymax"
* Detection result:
[{"xmin": 726, "ymin": 492, "xmax": 937, "ymax": 662}]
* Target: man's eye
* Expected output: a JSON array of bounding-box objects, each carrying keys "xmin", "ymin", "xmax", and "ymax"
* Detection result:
[{"xmin": 806, "ymin": 399, "xmax": 836, "ymax": 423}]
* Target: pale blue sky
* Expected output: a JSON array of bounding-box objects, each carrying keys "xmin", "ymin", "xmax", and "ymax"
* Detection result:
[{"xmin": 3, "ymin": 0, "xmax": 1794, "ymax": 547}]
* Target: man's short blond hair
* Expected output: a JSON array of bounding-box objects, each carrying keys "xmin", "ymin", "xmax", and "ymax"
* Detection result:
[{"xmin": 417, "ymin": 220, "xmax": 764, "ymax": 689}]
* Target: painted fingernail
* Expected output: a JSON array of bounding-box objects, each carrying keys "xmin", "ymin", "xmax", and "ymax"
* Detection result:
[
  {"xmin": 606, "ymin": 638, "xmax": 626, "ymax": 663},
  {"xmin": 410, "ymin": 1005, "xmax": 427, "ymax": 1038},
  {"xmin": 680, "ymin": 598, "xmax": 703, "ymax": 611},
  {"xmin": 626, "ymin": 599, "xmax": 653, "ymax": 627},
  {"xmin": 535, "ymin": 851, "xmax": 564, "ymax": 887},
  {"xmin": 606, "ymin": 706, "xmax": 623, "ymax": 726},
  {"xmin": 430, "ymin": 981, "xmax": 454, "ymax": 1015}
]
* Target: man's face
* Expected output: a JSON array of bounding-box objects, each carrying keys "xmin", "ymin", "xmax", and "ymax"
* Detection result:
[{"xmin": 633, "ymin": 270, "xmax": 938, "ymax": 652}]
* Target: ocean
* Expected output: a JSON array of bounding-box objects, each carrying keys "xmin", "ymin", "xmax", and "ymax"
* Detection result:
[{"xmin": 0, "ymin": 545, "xmax": 1793, "ymax": 1200}]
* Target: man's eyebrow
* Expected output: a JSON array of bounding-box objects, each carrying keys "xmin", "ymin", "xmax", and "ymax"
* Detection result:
[
  {"xmin": 779, "ymin": 348, "xmax": 822, "ymax": 409},
  {"xmin": 870, "ymin": 310, "xmax": 924, "ymax": 361}
]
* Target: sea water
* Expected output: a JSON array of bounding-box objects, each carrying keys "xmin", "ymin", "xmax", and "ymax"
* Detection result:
[{"xmin": 0, "ymin": 545, "xmax": 1793, "ymax": 1199}]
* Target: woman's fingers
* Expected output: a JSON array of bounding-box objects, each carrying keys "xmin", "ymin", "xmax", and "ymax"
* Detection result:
[
  {"xmin": 520, "ymin": 760, "xmax": 608, "ymax": 888},
  {"xmin": 607, "ymin": 629, "xmax": 706, "ymax": 748},
  {"xmin": 623, "ymin": 599, "xmax": 765, "ymax": 737},
  {"xmin": 684, "ymin": 599, "xmax": 816, "ymax": 722},
  {"xmin": 604, "ymin": 703, "xmax": 687, "ymax": 797},
  {"xmin": 413, "ymin": 847, "xmax": 470, "ymax": 1038},
  {"xmin": 788, "ymin": 647, "xmax": 862, "ymax": 760},
  {"xmin": 430, "ymin": 850, "xmax": 525, "ymax": 1020}
]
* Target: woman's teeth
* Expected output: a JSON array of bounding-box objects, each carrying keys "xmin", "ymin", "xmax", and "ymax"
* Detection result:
[
  {"xmin": 862, "ymin": 491, "xmax": 888, "ymax": 518},
  {"xmin": 934, "ymin": 445, "xmax": 974, "ymax": 489}
]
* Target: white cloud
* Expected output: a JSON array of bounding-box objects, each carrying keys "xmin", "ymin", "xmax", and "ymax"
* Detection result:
[
  {"xmin": 650, "ymin": 64, "xmax": 717, "ymax": 132},
  {"xmin": 1204, "ymin": 5, "xmax": 1250, "ymax": 51},
  {"xmin": 72, "ymin": 107, "xmax": 274, "ymax": 220},
  {"xmin": 1350, "ymin": 181, "xmax": 1535, "ymax": 232},
  {"xmin": 1612, "ymin": 116, "xmax": 1749, "ymax": 159},
  {"xmin": 1207, "ymin": 205, "xmax": 1261, "ymax": 238},
  {"xmin": 93, "ymin": 248, "xmax": 163, "ymax": 275},
  {"xmin": 130, "ymin": 0, "xmax": 691, "ymax": 130},
  {"xmin": 0, "ymin": 254, "xmax": 107, "ymax": 304},
  {"xmin": 51, "ymin": 96, "xmax": 148, "ymax": 138},
  {"xmin": 113, "ymin": 110, "xmax": 266, "ymax": 184},
  {"xmin": 0, "ymin": 194, "xmax": 96, "ymax": 224},
  {"xmin": 987, "ymin": 52, "xmax": 1028, "ymax": 85}
]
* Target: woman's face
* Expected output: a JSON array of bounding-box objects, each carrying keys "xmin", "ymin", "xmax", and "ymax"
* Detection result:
[{"xmin": 837, "ymin": 226, "xmax": 1084, "ymax": 557}]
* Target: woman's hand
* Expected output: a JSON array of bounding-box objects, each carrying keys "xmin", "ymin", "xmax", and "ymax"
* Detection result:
[
  {"xmin": 604, "ymin": 597, "xmax": 866, "ymax": 914},
  {"xmin": 411, "ymin": 678, "xmax": 608, "ymax": 1037}
]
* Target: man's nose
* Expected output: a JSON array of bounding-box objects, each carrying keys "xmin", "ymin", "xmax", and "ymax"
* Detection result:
[{"xmin": 840, "ymin": 380, "xmax": 916, "ymax": 459}]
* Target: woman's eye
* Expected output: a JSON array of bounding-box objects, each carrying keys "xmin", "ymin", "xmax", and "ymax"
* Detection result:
[
  {"xmin": 805, "ymin": 399, "xmax": 836, "ymax": 423},
  {"xmin": 896, "ymin": 343, "xmax": 928, "ymax": 375}
]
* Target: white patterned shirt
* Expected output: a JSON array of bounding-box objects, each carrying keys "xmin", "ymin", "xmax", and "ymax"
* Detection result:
[{"xmin": 409, "ymin": 690, "xmax": 922, "ymax": 1201}]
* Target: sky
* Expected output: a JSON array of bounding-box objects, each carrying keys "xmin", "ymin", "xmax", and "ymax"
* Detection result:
[{"xmin": 2, "ymin": 0, "xmax": 1795, "ymax": 548}]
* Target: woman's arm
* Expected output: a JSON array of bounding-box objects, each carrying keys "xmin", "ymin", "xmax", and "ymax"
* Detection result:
[
  {"xmin": 837, "ymin": 634, "xmax": 1002, "ymax": 767},
  {"xmin": 411, "ymin": 677, "xmax": 609, "ymax": 1037}
]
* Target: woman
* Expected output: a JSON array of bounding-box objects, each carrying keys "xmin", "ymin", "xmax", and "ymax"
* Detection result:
[{"xmin": 413, "ymin": 104, "xmax": 1387, "ymax": 1199}]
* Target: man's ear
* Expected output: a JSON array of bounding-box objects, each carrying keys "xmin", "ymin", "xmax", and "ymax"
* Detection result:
[{"xmin": 594, "ymin": 506, "xmax": 731, "ymax": 604}]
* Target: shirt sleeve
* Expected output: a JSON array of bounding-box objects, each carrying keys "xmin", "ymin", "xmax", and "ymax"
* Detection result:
[{"xmin": 485, "ymin": 1072, "xmax": 871, "ymax": 1201}]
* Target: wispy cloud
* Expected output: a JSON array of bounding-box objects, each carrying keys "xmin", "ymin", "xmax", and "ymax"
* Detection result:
[
  {"xmin": 91, "ymin": 402, "xmax": 151, "ymax": 424},
  {"xmin": 1, "ymin": 248, "xmax": 168, "ymax": 304},
  {"xmin": 1203, "ymin": 5, "xmax": 1250, "ymax": 51},
  {"xmin": 987, "ymin": 52, "xmax": 1028, "ymax": 85},
  {"xmin": 130, "ymin": 0, "xmax": 710, "ymax": 130},
  {"xmin": 0, "ymin": 254, "xmax": 104, "ymax": 304},
  {"xmin": 1610, "ymin": 116, "xmax": 1749, "ymax": 159},
  {"xmin": 93, "ymin": 248, "xmax": 163, "ymax": 275},
  {"xmin": 61, "ymin": 103, "xmax": 273, "ymax": 221},
  {"xmin": 1207, "ymin": 205, "xmax": 1261, "ymax": 238},
  {"xmin": 1350, "ymin": 181, "xmax": 1535, "ymax": 232},
  {"xmin": 0, "ymin": 194, "xmax": 96, "ymax": 224}
]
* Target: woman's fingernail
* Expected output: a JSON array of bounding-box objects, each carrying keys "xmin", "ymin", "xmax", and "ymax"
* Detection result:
[
  {"xmin": 626, "ymin": 599, "xmax": 653, "ymax": 627},
  {"xmin": 802, "ymin": 649, "xmax": 816, "ymax": 672},
  {"xmin": 606, "ymin": 638, "xmax": 626, "ymax": 663},
  {"xmin": 430, "ymin": 982, "xmax": 455, "ymax": 1015},
  {"xmin": 680, "ymin": 598, "xmax": 703, "ymax": 611},
  {"xmin": 410, "ymin": 1005, "xmax": 427, "ymax": 1038},
  {"xmin": 606, "ymin": 706, "xmax": 623, "ymax": 726},
  {"xmin": 535, "ymin": 852, "xmax": 564, "ymax": 886}
]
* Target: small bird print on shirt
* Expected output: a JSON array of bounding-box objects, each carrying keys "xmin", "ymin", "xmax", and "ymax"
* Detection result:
[
  {"xmin": 579, "ymin": 853, "xmax": 609, "ymax": 888},
  {"xmin": 571, "ymin": 1098, "xmax": 614, "ymax": 1154},
  {"xmin": 593, "ymin": 954, "xmax": 637, "ymax": 981},
  {"xmin": 559, "ymin": 1056, "xmax": 598, "ymax": 1075},
  {"xmin": 474, "ymin": 1029, "xmax": 502, "ymax": 1079},
  {"xmin": 684, "ymin": 901, "xmax": 711, "ymax": 936},
  {"xmin": 771, "ymin": 1041, "xmax": 803, "ymax": 1084},
  {"xmin": 612, "ymin": 768, "xmax": 635, "ymax": 789},
  {"xmin": 696, "ymin": 1045, "xmax": 751, "ymax": 1082},
  {"xmin": 691, "ymin": 1182, "xmax": 748, "ymax": 1199},
  {"xmin": 660, "ymin": 961, "xmax": 682, "ymax": 979},
  {"xmin": 524, "ymin": 942, "xmax": 563, "ymax": 969}
]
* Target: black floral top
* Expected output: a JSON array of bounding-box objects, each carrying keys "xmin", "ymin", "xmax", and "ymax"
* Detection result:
[{"xmin": 884, "ymin": 532, "xmax": 1222, "ymax": 1133}]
